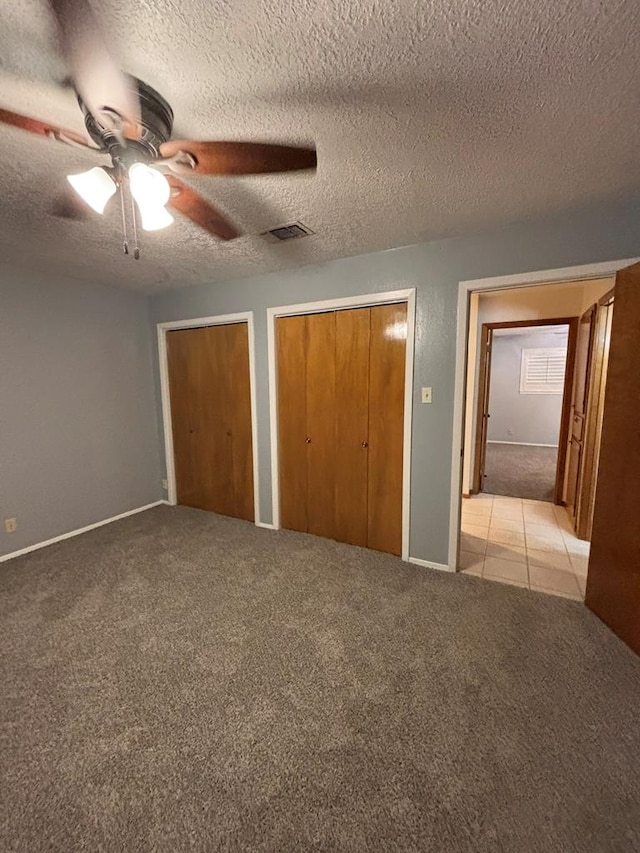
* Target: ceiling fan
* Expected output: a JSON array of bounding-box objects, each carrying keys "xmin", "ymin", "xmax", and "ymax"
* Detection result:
[{"xmin": 0, "ymin": 0, "xmax": 317, "ymax": 258}]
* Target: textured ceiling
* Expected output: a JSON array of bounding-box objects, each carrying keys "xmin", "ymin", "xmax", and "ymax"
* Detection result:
[{"xmin": 1, "ymin": 0, "xmax": 639, "ymax": 292}]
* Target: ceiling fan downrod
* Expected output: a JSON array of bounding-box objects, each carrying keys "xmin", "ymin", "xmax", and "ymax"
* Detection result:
[{"xmin": 117, "ymin": 171, "xmax": 136, "ymax": 259}]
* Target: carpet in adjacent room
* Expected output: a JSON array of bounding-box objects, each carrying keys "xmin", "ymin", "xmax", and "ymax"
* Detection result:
[{"xmin": 483, "ymin": 441, "xmax": 558, "ymax": 501}]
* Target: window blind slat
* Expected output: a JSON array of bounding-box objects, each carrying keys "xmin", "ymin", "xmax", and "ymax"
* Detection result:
[{"xmin": 520, "ymin": 347, "xmax": 567, "ymax": 395}]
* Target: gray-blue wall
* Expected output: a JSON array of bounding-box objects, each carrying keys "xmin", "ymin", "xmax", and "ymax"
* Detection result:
[
  {"xmin": 149, "ymin": 197, "xmax": 640, "ymax": 565},
  {"xmin": 0, "ymin": 265, "xmax": 162, "ymax": 557}
]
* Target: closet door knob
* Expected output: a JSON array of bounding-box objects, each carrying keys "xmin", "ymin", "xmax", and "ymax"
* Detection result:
[
  {"xmin": 361, "ymin": 441, "xmax": 369, "ymax": 448},
  {"xmin": 305, "ymin": 437, "xmax": 312, "ymax": 444}
]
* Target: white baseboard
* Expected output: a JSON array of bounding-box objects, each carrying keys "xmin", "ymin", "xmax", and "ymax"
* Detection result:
[
  {"xmin": 161, "ymin": 501, "xmax": 275, "ymax": 533},
  {"xmin": 408, "ymin": 556, "xmax": 453, "ymax": 572},
  {"xmin": 488, "ymin": 440, "xmax": 559, "ymax": 448},
  {"xmin": 0, "ymin": 501, "xmax": 164, "ymax": 564}
]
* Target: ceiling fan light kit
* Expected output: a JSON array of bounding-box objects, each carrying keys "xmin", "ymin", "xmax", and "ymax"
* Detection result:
[
  {"xmin": 0, "ymin": 0, "xmax": 318, "ymax": 258},
  {"xmin": 128, "ymin": 163, "xmax": 174, "ymax": 232},
  {"xmin": 66, "ymin": 166, "xmax": 116, "ymax": 214}
]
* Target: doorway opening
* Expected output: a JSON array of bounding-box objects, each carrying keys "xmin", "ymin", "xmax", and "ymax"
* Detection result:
[
  {"xmin": 457, "ymin": 275, "xmax": 616, "ymax": 600},
  {"xmin": 474, "ymin": 318, "xmax": 576, "ymax": 503}
]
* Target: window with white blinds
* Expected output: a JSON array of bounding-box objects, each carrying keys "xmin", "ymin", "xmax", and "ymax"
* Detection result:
[{"xmin": 519, "ymin": 347, "xmax": 567, "ymax": 395}]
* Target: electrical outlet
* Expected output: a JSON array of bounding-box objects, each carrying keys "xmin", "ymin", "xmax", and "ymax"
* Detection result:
[
  {"xmin": 161, "ymin": 479, "xmax": 168, "ymax": 491},
  {"xmin": 4, "ymin": 518, "xmax": 17, "ymax": 533},
  {"xmin": 421, "ymin": 386, "xmax": 433, "ymax": 404}
]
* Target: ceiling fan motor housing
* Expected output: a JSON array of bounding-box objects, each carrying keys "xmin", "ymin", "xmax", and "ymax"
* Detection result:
[{"xmin": 78, "ymin": 77, "xmax": 174, "ymax": 161}]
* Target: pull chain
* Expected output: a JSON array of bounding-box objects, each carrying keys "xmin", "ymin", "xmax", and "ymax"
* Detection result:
[
  {"xmin": 129, "ymin": 187, "xmax": 140, "ymax": 260},
  {"xmin": 119, "ymin": 172, "xmax": 129, "ymax": 256}
]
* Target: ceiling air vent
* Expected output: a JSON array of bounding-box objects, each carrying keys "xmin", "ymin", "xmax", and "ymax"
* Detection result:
[{"xmin": 263, "ymin": 222, "xmax": 314, "ymax": 242}]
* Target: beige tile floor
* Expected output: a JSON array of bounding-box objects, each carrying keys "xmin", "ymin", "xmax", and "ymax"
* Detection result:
[{"xmin": 458, "ymin": 494, "xmax": 589, "ymax": 600}]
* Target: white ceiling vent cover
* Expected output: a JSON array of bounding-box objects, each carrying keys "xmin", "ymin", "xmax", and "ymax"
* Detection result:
[{"xmin": 263, "ymin": 222, "xmax": 314, "ymax": 242}]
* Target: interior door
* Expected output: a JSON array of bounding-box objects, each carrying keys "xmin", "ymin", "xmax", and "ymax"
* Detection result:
[
  {"xmin": 276, "ymin": 303, "xmax": 406, "ymax": 555},
  {"xmin": 473, "ymin": 325, "xmax": 493, "ymax": 493},
  {"xmin": 224, "ymin": 324, "xmax": 255, "ymax": 521},
  {"xmin": 305, "ymin": 312, "xmax": 337, "ymax": 539},
  {"xmin": 576, "ymin": 294, "xmax": 614, "ymax": 539},
  {"xmin": 167, "ymin": 326, "xmax": 210, "ymax": 510},
  {"xmin": 334, "ymin": 308, "xmax": 370, "ymax": 547},
  {"xmin": 367, "ymin": 303, "xmax": 407, "ymax": 555},
  {"xmin": 205, "ymin": 324, "xmax": 236, "ymax": 518},
  {"xmin": 586, "ymin": 262, "xmax": 640, "ymax": 656},
  {"xmin": 167, "ymin": 322, "xmax": 254, "ymax": 521},
  {"xmin": 565, "ymin": 305, "xmax": 595, "ymax": 525},
  {"xmin": 276, "ymin": 315, "xmax": 308, "ymax": 533},
  {"xmin": 553, "ymin": 318, "xmax": 579, "ymax": 505}
]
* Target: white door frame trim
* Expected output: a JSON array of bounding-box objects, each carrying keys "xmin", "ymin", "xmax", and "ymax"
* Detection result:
[
  {"xmin": 267, "ymin": 288, "xmax": 416, "ymax": 562},
  {"xmin": 157, "ymin": 312, "xmax": 261, "ymax": 524},
  {"xmin": 448, "ymin": 257, "xmax": 639, "ymax": 571}
]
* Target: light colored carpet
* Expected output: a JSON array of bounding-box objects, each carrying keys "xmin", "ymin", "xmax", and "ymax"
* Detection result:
[
  {"xmin": 1, "ymin": 505, "xmax": 639, "ymax": 852},
  {"xmin": 484, "ymin": 442, "xmax": 558, "ymax": 501}
]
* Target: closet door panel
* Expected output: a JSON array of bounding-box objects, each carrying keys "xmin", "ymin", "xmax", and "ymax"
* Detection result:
[
  {"xmin": 335, "ymin": 308, "xmax": 370, "ymax": 547},
  {"xmin": 276, "ymin": 303, "xmax": 407, "ymax": 553},
  {"xmin": 167, "ymin": 327, "xmax": 210, "ymax": 509},
  {"xmin": 367, "ymin": 303, "xmax": 406, "ymax": 556},
  {"xmin": 276, "ymin": 315, "xmax": 308, "ymax": 532},
  {"xmin": 206, "ymin": 324, "xmax": 236, "ymax": 516},
  {"xmin": 167, "ymin": 324, "xmax": 254, "ymax": 519},
  {"xmin": 306, "ymin": 312, "xmax": 337, "ymax": 539},
  {"xmin": 224, "ymin": 323, "xmax": 255, "ymax": 521}
]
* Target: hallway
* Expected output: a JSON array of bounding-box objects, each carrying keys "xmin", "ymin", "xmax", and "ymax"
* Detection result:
[{"xmin": 459, "ymin": 494, "xmax": 589, "ymax": 600}]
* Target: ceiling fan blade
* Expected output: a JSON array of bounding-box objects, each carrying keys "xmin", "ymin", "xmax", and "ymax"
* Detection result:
[
  {"xmin": 167, "ymin": 177, "xmax": 240, "ymax": 240},
  {"xmin": 159, "ymin": 140, "xmax": 317, "ymax": 176},
  {"xmin": 49, "ymin": 0, "xmax": 140, "ymax": 138},
  {"xmin": 0, "ymin": 107, "xmax": 96, "ymax": 148}
]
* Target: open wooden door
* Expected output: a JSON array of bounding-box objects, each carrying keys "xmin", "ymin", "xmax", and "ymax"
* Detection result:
[
  {"xmin": 472, "ymin": 325, "xmax": 493, "ymax": 493},
  {"xmin": 586, "ymin": 261, "xmax": 640, "ymax": 656},
  {"xmin": 565, "ymin": 305, "xmax": 596, "ymax": 526},
  {"xmin": 575, "ymin": 292, "xmax": 615, "ymax": 539}
]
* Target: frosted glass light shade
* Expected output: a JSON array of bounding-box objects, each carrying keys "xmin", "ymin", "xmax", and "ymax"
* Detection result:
[
  {"xmin": 67, "ymin": 167, "xmax": 116, "ymax": 214},
  {"xmin": 128, "ymin": 163, "xmax": 174, "ymax": 231},
  {"xmin": 136, "ymin": 204, "xmax": 175, "ymax": 231}
]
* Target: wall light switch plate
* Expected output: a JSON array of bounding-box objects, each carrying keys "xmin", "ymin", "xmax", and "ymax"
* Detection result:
[
  {"xmin": 421, "ymin": 387, "xmax": 433, "ymax": 404},
  {"xmin": 162, "ymin": 479, "xmax": 168, "ymax": 491}
]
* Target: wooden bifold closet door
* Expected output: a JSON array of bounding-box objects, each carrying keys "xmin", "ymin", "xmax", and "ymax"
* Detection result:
[
  {"xmin": 167, "ymin": 323, "xmax": 254, "ymax": 521},
  {"xmin": 276, "ymin": 303, "xmax": 407, "ymax": 555}
]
